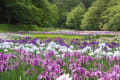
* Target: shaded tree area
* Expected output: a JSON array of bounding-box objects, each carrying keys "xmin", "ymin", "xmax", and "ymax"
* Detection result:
[
  {"xmin": 0, "ymin": 0, "xmax": 13, "ymax": 24},
  {"xmin": 0, "ymin": 0, "xmax": 59, "ymax": 27}
]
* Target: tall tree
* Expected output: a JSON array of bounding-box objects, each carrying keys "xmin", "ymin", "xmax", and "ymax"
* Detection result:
[
  {"xmin": 104, "ymin": 13, "xmax": 120, "ymax": 31},
  {"xmin": 81, "ymin": 0, "xmax": 109, "ymax": 30},
  {"xmin": 66, "ymin": 3, "xmax": 86, "ymax": 29},
  {"xmin": 102, "ymin": 0, "xmax": 120, "ymax": 30}
]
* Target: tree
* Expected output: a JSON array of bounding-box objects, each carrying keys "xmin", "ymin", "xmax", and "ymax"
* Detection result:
[
  {"xmin": 104, "ymin": 13, "xmax": 120, "ymax": 31},
  {"xmin": 81, "ymin": 0, "xmax": 109, "ymax": 30},
  {"xmin": 101, "ymin": 0, "xmax": 120, "ymax": 31},
  {"xmin": 66, "ymin": 3, "xmax": 86, "ymax": 29}
]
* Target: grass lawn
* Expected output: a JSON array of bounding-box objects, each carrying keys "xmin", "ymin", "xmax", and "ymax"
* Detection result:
[
  {"xmin": 26, "ymin": 33, "xmax": 89, "ymax": 40},
  {"xmin": 0, "ymin": 24, "xmax": 54, "ymax": 32},
  {"xmin": 0, "ymin": 24, "xmax": 72, "ymax": 32}
]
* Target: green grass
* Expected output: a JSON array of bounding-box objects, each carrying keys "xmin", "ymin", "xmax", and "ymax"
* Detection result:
[
  {"xmin": 94, "ymin": 34, "xmax": 116, "ymax": 39},
  {"xmin": 0, "ymin": 24, "xmax": 44, "ymax": 32},
  {"xmin": 26, "ymin": 33, "xmax": 88, "ymax": 40},
  {"xmin": 0, "ymin": 24, "xmax": 59, "ymax": 32},
  {"xmin": 0, "ymin": 24, "xmax": 72, "ymax": 32}
]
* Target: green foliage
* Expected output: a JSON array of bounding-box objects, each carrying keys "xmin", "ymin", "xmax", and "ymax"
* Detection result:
[
  {"xmin": 66, "ymin": 3, "xmax": 86, "ymax": 29},
  {"xmin": 51, "ymin": 0, "xmax": 83, "ymax": 28},
  {"xmin": 81, "ymin": 0, "xmax": 96, "ymax": 8},
  {"xmin": 15, "ymin": 0, "xmax": 59, "ymax": 27},
  {"xmin": 81, "ymin": 0, "xmax": 109, "ymax": 30},
  {"xmin": 101, "ymin": 0, "xmax": 120, "ymax": 30},
  {"xmin": 42, "ymin": 4, "xmax": 59, "ymax": 27},
  {"xmin": 104, "ymin": 13, "xmax": 120, "ymax": 31},
  {"xmin": 14, "ymin": 2, "xmax": 41, "ymax": 24},
  {"xmin": 0, "ymin": 0, "xmax": 58, "ymax": 27}
]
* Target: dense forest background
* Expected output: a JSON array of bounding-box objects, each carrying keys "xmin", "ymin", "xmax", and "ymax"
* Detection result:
[{"xmin": 0, "ymin": 0, "xmax": 120, "ymax": 31}]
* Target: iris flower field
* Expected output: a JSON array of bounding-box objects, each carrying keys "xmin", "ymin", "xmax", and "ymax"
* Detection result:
[{"xmin": 0, "ymin": 31, "xmax": 120, "ymax": 80}]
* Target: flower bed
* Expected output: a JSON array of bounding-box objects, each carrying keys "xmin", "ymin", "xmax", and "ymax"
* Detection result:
[{"xmin": 0, "ymin": 36, "xmax": 120, "ymax": 80}]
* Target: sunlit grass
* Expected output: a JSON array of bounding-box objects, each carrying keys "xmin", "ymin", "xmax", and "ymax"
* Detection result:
[{"xmin": 26, "ymin": 34, "xmax": 87, "ymax": 40}]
